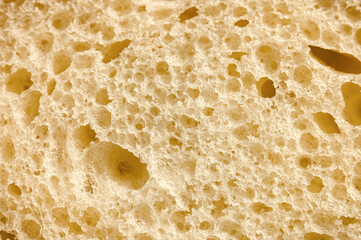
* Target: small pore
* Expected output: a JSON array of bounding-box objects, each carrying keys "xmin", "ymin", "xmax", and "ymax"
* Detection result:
[
  {"xmin": 179, "ymin": 7, "xmax": 198, "ymax": 23},
  {"xmin": 309, "ymin": 45, "xmax": 361, "ymax": 74}
]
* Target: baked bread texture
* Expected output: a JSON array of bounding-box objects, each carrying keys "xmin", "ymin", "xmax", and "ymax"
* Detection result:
[{"xmin": 1, "ymin": 0, "xmax": 361, "ymax": 239}]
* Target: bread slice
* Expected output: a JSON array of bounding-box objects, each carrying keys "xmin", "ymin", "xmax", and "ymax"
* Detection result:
[{"xmin": 1, "ymin": 0, "xmax": 361, "ymax": 239}]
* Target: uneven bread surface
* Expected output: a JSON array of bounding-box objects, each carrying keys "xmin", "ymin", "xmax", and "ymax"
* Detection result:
[{"xmin": 1, "ymin": 0, "xmax": 361, "ymax": 239}]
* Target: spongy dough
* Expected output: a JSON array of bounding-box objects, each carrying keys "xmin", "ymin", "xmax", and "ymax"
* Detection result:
[{"xmin": 1, "ymin": 0, "xmax": 361, "ymax": 240}]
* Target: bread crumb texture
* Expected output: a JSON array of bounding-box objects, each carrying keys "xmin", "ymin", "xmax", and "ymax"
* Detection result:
[{"xmin": 1, "ymin": 0, "xmax": 361, "ymax": 239}]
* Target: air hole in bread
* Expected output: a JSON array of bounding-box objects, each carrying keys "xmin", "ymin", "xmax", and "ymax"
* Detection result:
[
  {"xmin": 229, "ymin": 51, "xmax": 246, "ymax": 60},
  {"xmin": 47, "ymin": 79, "xmax": 56, "ymax": 95},
  {"xmin": 8, "ymin": 183, "xmax": 21, "ymax": 196},
  {"xmin": 352, "ymin": 176, "xmax": 361, "ymax": 194},
  {"xmin": 179, "ymin": 7, "xmax": 198, "ymax": 23},
  {"xmin": 304, "ymin": 232, "xmax": 334, "ymax": 240},
  {"xmin": 315, "ymin": 0, "xmax": 335, "ymax": 9},
  {"xmin": 0, "ymin": 231, "xmax": 17, "ymax": 240},
  {"xmin": 263, "ymin": 13, "xmax": 281, "ymax": 28},
  {"xmin": 51, "ymin": 207, "xmax": 69, "ymax": 227},
  {"xmin": 251, "ymin": 202, "xmax": 273, "ymax": 214},
  {"xmin": 332, "ymin": 184, "xmax": 347, "ymax": 200},
  {"xmin": 301, "ymin": 21, "xmax": 320, "ymax": 40},
  {"xmin": 219, "ymin": 220, "xmax": 248, "ymax": 239},
  {"xmin": 293, "ymin": 65, "xmax": 312, "ymax": 86},
  {"xmin": 186, "ymin": 87, "xmax": 200, "ymax": 99},
  {"xmin": 257, "ymin": 77, "xmax": 276, "ymax": 98},
  {"xmin": 0, "ymin": 212, "xmax": 7, "ymax": 224},
  {"xmin": 278, "ymin": 202, "xmax": 293, "ymax": 212},
  {"xmin": 93, "ymin": 107, "xmax": 112, "ymax": 129},
  {"xmin": 95, "ymin": 88, "xmax": 112, "ymax": 105},
  {"xmin": 313, "ymin": 112, "xmax": 340, "ymax": 134},
  {"xmin": 112, "ymin": 0, "xmax": 132, "ymax": 15},
  {"xmin": 234, "ymin": 19, "xmax": 249, "ymax": 27},
  {"xmin": 199, "ymin": 220, "xmax": 212, "ymax": 230},
  {"xmin": 171, "ymin": 211, "xmax": 191, "ymax": 232},
  {"xmin": 307, "ymin": 176, "xmax": 324, "ymax": 193},
  {"xmin": 197, "ymin": 36, "xmax": 213, "ymax": 50},
  {"xmin": 309, "ymin": 46, "xmax": 361, "ymax": 74},
  {"xmin": 24, "ymin": 91, "xmax": 42, "ymax": 123},
  {"xmin": 0, "ymin": 168, "xmax": 8, "ymax": 185},
  {"xmin": 341, "ymin": 82, "xmax": 361, "ymax": 125},
  {"xmin": 256, "ymin": 45, "xmax": 281, "ymax": 72},
  {"xmin": 203, "ymin": 107, "xmax": 214, "ymax": 116},
  {"xmin": 227, "ymin": 63, "xmax": 240, "ymax": 77},
  {"xmin": 6, "ymin": 68, "xmax": 32, "ymax": 94},
  {"xmin": 156, "ymin": 61, "xmax": 169, "ymax": 75},
  {"xmin": 69, "ymin": 222, "xmax": 83, "ymax": 235},
  {"xmin": 354, "ymin": 162, "xmax": 361, "ymax": 175},
  {"xmin": 134, "ymin": 203, "xmax": 153, "ymax": 224},
  {"xmin": 356, "ymin": 28, "xmax": 361, "ymax": 46},
  {"xmin": 169, "ymin": 137, "xmax": 182, "ymax": 147},
  {"xmin": 53, "ymin": 51, "xmax": 72, "ymax": 74},
  {"xmin": 225, "ymin": 33, "xmax": 241, "ymax": 50},
  {"xmin": 299, "ymin": 133, "xmax": 319, "ymax": 152},
  {"xmin": 81, "ymin": 207, "xmax": 100, "ymax": 226},
  {"xmin": 233, "ymin": 6, "xmax": 248, "ymax": 17},
  {"xmin": 1, "ymin": 139, "xmax": 15, "ymax": 163},
  {"xmin": 298, "ymin": 156, "xmax": 312, "ymax": 168},
  {"xmin": 101, "ymin": 25, "xmax": 115, "ymax": 41},
  {"xmin": 35, "ymin": 32, "xmax": 54, "ymax": 53},
  {"xmin": 331, "ymin": 168, "xmax": 345, "ymax": 183},
  {"xmin": 73, "ymin": 124, "xmax": 97, "ymax": 149},
  {"xmin": 0, "ymin": 12, "xmax": 8, "ymax": 27},
  {"xmin": 340, "ymin": 216, "xmax": 357, "ymax": 226},
  {"xmin": 21, "ymin": 220, "xmax": 41, "ymax": 239},
  {"xmin": 345, "ymin": 6, "xmax": 361, "ymax": 22},
  {"xmin": 52, "ymin": 11, "xmax": 72, "ymax": 30},
  {"xmin": 242, "ymin": 71, "xmax": 255, "ymax": 89},
  {"xmin": 102, "ymin": 40, "xmax": 131, "ymax": 63},
  {"xmin": 134, "ymin": 233, "xmax": 154, "ymax": 240},
  {"xmin": 87, "ymin": 142, "xmax": 149, "ymax": 190},
  {"xmin": 73, "ymin": 41, "xmax": 91, "ymax": 52}
]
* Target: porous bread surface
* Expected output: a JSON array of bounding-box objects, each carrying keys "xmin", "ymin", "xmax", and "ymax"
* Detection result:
[{"xmin": 1, "ymin": 0, "xmax": 361, "ymax": 239}]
